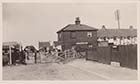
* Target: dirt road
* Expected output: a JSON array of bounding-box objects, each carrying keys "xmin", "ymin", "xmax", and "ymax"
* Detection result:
[{"xmin": 3, "ymin": 59, "xmax": 137, "ymax": 80}]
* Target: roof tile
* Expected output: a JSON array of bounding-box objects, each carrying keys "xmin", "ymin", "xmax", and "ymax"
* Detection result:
[
  {"xmin": 97, "ymin": 29, "xmax": 137, "ymax": 37},
  {"xmin": 57, "ymin": 24, "xmax": 97, "ymax": 33}
]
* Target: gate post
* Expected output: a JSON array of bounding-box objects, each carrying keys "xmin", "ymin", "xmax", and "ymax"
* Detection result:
[{"xmin": 9, "ymin": 46, "xmax": 12, "ymax": 65}]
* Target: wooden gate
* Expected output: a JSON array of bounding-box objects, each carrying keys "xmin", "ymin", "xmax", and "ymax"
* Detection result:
[
  {"xmin": 111, "ymin": 46, "xmax": 120, "ymax": 62},
  {"xmin": 97, "ymin": 47, "xmax": 111, "ymax": 64},
  {"xmin": 86, "ymin": 47, "xmax": 98, "ymax": 61}
]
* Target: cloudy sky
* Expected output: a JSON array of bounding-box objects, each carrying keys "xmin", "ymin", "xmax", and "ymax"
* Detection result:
[{"xmin": 3, "ymin": 3, "xmax": 137, "ymax": 49}]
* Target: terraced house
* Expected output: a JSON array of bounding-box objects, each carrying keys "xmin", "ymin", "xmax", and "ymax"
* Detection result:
[{"xmin": 97, "ymin": 25, "xmax": 137, "ymax": 46}]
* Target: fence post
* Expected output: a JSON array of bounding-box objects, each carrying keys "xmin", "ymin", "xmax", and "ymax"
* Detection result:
[
  {"xmin": 64, "ymin": 50, "xmax": 67, "ymax": 59},
  {"xmin": 9, "ymin": 46, "xmax": 12, "ymax": 65}
]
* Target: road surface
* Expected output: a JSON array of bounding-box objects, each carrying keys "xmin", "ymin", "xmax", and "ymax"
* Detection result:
[{"xmin": 3, "ymin": 59, "xmax": 137, "ymax": 80}]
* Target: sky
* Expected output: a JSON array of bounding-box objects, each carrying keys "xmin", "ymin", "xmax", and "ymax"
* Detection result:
[{"xmin": 2, "ymin": 3, "xmax": 137, "ymax": 49}]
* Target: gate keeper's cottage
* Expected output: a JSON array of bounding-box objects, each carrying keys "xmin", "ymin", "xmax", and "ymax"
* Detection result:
[{"xmin": 57, "ymin": 17, "xmax": 98, "ymax": 51}]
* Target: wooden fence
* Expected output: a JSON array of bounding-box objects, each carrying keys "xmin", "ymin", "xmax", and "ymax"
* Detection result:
[
  {"xmin": 86, "ymin": 45, "xmax": 137, "ymax": 69},
  {"xmin": 119, "ymin": 45, "xmax": 137, "ymax": 69}
]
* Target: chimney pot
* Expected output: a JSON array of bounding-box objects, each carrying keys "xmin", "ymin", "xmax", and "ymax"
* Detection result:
[
  {"xmin": 75, "ymin": 17, "xmax": 80, "ymax": 25},
  {"xmin": 129, "ymin": 25, "xmax": 133, "ymax": 29}
]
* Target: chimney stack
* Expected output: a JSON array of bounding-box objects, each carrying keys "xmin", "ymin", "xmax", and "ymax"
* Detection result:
[
  {"xmin": 129, "ymin": 25, "xmax": 133, "ymax": 29},
  {"xmin": 102, "ymin": 25, "xmax": 106, "ymax": 29},
  {"xmin": 75, "ymin": 17, "xmax": 80, "ymax": 25}
]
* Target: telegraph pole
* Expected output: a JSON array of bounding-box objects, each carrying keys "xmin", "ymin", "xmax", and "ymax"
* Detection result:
[
  {"xmin": 115, "ymin": 9, "xmax": 120, "ymax": 29},
  {"xmin": 115, "ymin": 9, "xmax": 121, "ymax": 45}
]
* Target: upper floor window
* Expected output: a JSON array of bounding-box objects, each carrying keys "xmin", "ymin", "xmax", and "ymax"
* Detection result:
[
  {"xmin": 87, "ymin": 32, "xmax": 92, "ymax": 38},
  {"xmin": 70, "ymin": 31, "xmax": 76, "ymax": 39},
  {"xmin": 58, "ymin": 33, "xmax": 61, "ymax": 39}
]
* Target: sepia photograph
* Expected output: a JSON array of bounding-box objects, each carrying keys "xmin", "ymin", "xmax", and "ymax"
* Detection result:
[{"xmin": 2, "ymin": 2, "xmax": 138, "ymax": 80}]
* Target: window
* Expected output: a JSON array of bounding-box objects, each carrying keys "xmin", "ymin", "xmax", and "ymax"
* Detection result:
[
  {"xmin": 127, "ymin": 36, "xmax": 130, "ymax": 40},
  {"xmin": 58, "ymin": 33, "xmax": 61, "ymax": 39},
  {"xmin": 71, "ymin": 32, "xmax": 76, "ymax": 38},
  {"xmin": 113, "ymin": 36, "xmax": 116, "ymax": 40},
  {"xmin": 88, "ymin": 45, "xmax": 93, "ymax": 48},
  {"xmin": 87, "ymin": 32, "xmax": 92, "ymax": 38},
  {"xmin": 103, "ymin": 37, "xmax": 106, "ymax": 40}
]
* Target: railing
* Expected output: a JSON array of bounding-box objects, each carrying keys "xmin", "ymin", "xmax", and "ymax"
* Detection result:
[{"xmin": 50, "ymin": 49, "xmax": 78, "ymax": 64}]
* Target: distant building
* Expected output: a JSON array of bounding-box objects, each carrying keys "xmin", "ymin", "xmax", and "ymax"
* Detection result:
[
  {"xmin": 53, "ymin": 41, "xmax": 59, "ymax": 47},
  {"xmin": 97, "ymin": 25, "xmax": 137, "ymax": 46},
  {"xmin": 57, "ymin": 17, "xmax": 98, "ymax": 51},
  {"xmin": 39, "ymin": 41, "xmax": 50, "ymax": 50},
  {"xmin": 2, "ymin": 41, "xmax": 21, "ymax": 65},
  {"xmin": 3, "ymin": 42, "xmax": 21, "ymax": 52}
]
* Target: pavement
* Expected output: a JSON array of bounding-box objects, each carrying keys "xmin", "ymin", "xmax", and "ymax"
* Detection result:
[{"xmin": 3, "ymin": 59, "xmax": 137, "ymax": 80}]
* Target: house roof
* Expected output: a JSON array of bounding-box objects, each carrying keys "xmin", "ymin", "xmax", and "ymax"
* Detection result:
[
  {"xmin": 3, "ymin": 42, "xmax": 20, "ymax": 49},
  {"xmin": 97, "ymin": 28, "xmax": 137, "ymax": 38},
  {"xmin": 57, "ymin": 24, "xmax": 98, "ymax": 33},
  {"xmin": 3, "ymin": 42, "xmax": 18, "ymax": 46}
]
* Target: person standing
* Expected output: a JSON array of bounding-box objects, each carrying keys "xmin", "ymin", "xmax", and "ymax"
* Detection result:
[
  {"xmin": 34, "ymin": 51, "xmax": 37, "ymax": 64},
  {"xmin": 11, "ymin": 49, "xmax": 16, "ymax": 65},
  {"xmin": 20, "ymin": 50, "xmax": 27, "ymax": 65}
]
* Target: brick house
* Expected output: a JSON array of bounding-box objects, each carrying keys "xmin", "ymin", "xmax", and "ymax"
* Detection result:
[{"xmin": 57, "ymin": 17, "xmax": 98, "ymax": 51}]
